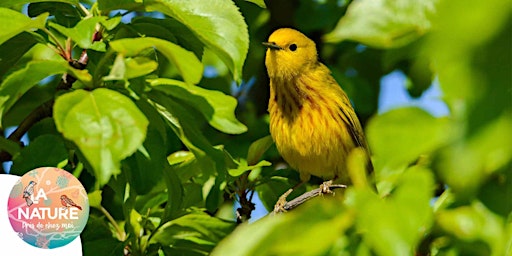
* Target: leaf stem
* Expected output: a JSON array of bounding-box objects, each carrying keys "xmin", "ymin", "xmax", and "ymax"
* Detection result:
[
  {"xmin": 41, "ymin": 27, "xmax": 68, "ymax": 61},
  {"xmin": 100, "ymin": 206, "xmax": 126, "ymax": 241}
]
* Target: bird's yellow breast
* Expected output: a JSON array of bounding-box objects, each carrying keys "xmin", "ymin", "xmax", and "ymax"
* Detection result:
[{"xmin": 268, "ymin": 70, "xmax": 356, "ymax": 182}]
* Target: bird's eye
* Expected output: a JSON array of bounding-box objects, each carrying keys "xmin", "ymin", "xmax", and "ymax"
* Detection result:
[{"xmin": 289, "ymin": 44, "xmax": 297, "ymax": 51}]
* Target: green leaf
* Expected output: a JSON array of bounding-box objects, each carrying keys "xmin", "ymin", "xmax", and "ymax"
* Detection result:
[
  {"xmin": 97, "ymin": 0, "xmax": 144, "ymax": 12},
  {"xmin": 244, "ymin": 0, "xmax": 266, "ymax": 8},
  {"xmin": 247, "ymin": 135, "xmax": 273, "ymax": 165},
  {"xmin": 0, "ymin": 137, "xmax": 21, "ymax": 157},
  {"xmin": 227, "ymin": 159, "xmax": 271, "ymax": 177},
  {"xmin": 0, "ymin": 8, "xmax": 48, "ymax": 45},
  {"xmin": 110, "ymin": 37, "xmax": 203, "ymax": 85},
  {"xmin": 10, "ymin": 134, "xmax": 68, "ymax": 175},
  {"xmin": 53, "ymin": 88, "xmax": 149, "ymax": 186},
  {"xmin": 144, "ymin": 0, "xmax": 249, "ymax": 83},
  {"xmin": 351, "ymin": 167, "xmax": 434, "ymax": 256},
  {"xmin": 437, "ymin": 201, "xmax": 506, "ymax": 255},
  {"xmin": 0, "ymin": 60, "xmax": 91, "ymax": 127},
  {"xmin": 131, "ymin": 16, "xmax": 204, "ymax": 58},
  {"xmin": 28, "ymin": 2, "xmax": 81, "ymax": 28},
  {"xmin": 49, "ymin": 17, "xmax": 108, "ymax": 50},
  {"xmin": 88, "ymin": 190, "xmax": 102, "ymax": 208},
  {"xmin": 103, "ymin": 55, "xmax": 158, "ymax": 81},
  {"xmin": 0, "ymin": 0, "xmax": 79, "ymax": 8},
  {"xmin": 124, "ymin": 126, "xmax": 166, "ymax": 195},
  {"xmin": 82, "ymin": 215, "xmax": 125, "ymax": 256},
  {"xmin": 150, "ymin": 211, "xmax": 236, "ymax": 251},
  {"xmin": 212, "ymin": 198, "xmax": 353, "ymax": 256},
  {"xmin": 366, "ymin": 107, "xmax": 451, "ymax": 170},
  {"xmin": 0, "ymin": 32, "xmax": 38, "ymax": 78},
  {"xmin": 149, "ymin": 78, "xmax": 247, "ymax": 134},
  {"xmin": 324, "ymin": 0, "xmax": 436, "ymax": 48}
]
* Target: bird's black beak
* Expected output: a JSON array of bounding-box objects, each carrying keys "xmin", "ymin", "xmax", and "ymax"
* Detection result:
[{"xmin": 262, "ymin": 42, "xmax": 283, "ymax": 50}]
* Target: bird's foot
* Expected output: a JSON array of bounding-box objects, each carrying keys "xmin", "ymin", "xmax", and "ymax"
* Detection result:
[
  {"xmin": 319, "ymin": 180, "xmax": 334, "ymax": 195},
  {"xmin": 272, "ymin": 188, "xmax": 293, "ymax": 214}
]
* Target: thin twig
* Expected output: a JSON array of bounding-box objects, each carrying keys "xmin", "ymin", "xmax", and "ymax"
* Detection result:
[{"xmin": 273, "ymin": 184, "xmax": 347, "ymax": 214}]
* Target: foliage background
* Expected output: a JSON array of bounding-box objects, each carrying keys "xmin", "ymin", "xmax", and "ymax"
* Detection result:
[{"xmin": 0, "ymin": 0, "xmax": 510, "ymax": 255}]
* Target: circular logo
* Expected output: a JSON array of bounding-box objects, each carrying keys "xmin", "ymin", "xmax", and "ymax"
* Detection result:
[{"xmin": 7, "ymin": 167, "xmax": 89, "ymax": 249}]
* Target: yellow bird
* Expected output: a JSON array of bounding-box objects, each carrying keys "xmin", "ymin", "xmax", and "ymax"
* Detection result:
[{"xmin": 263, "ymin": 28, "xmax": 372, "ymax": 212}]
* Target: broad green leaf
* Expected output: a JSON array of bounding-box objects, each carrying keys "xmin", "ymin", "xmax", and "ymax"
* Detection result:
[
  {"xmin": 131, "ymin": 16, "xmax": 204, "ymax": 58},
  {"xmin": 144, "ymin": 0, "xmax": 249, "ymax": 83},
  {"xmin": 324, "ymin": 0, "xmax": 436, "ymax": 48},
  {"xmin": 0, "ymin": 60, "xmax": 91, "ymax": 127},
  {"xmin": 366, "ymin": 107, "xmax": 451, "ymax": 170},
  {"xmin": 149, "ymin": 78, "xmax": 247, "ymax": 134},
  {"xmin": 123, "ymin": 127, "xmax": 166, "ymax": 195},
  {"xmin": 0, "ymin": 32, "xmax": 38, "ymax": 78},
  {"xmin": 147, "ymin": 91, "xmax": 220, "ymax": 175},
  {"xmin": 0, "ymin": 0, "xmax": 78, "ymax": 8},
  {"xmin": 247, "ymin": 135, "xmax": 273, "ymax": 165},
  {"xmin": 10, "ymin": 134, "xmax": 68, "ymax": 175},
  {"xmin": 104, "ymin": 55, "xmax": 158, "ymax": 81},
  {"xmin": 227, "ymin": 159, "xmax": 271, "ymax": 177},
  {"xmin": 49, "ymin": 17, "xmax": 108, "ymax": 50},
  {"xmin": 0, "ymin": 8, "xmax": 48, "ymax": 45},
  {"xmin": 53, "ymin": 88, "xmax": 149, "ymax": 186},
  {"xmin": 351, "ymin": 167, "xmax": 434, "ymax": 256},
  {"xmin": 28, "ymin": 2, "xmax": 81, "ymax": 28},
  {"xmin": 150, "ymin": 211, "xmax": 236, "ymax": 250},
  {"xmin": 212, "ymin": 198, "xmax": 353, "ymax": 256},
  {"xmin": 437, "ymin": 201, "xmax": 506, "ymax": 255},
  {"xmin": 97, "ymin": 0, "xmax": 144, "ymax": 12},
  {"xmin": 110, "ymin": 37, "xmax": 202, "ymax": 84}
]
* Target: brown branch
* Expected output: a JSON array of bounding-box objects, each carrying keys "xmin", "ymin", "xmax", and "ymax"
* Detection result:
[{"xmin": 273, "ymin": 184, "xmax": 347, "ymax": 214}]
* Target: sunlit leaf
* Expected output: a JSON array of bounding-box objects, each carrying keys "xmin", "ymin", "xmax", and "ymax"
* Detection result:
[
  {"xmin": 324, "ymin": 0, "xmax": 436, "ymax": 48},
  {"xmin": 212, "ymin": 198, "xmax": 353, "ymax": 256},
  {"xmin": 53, "ymin": 88, "xmax": 149, "ymax": 185},
  {"xmin": 104, "ymin": 55, "xmax": 158, "ymax": 81},
  {"xmin": 144, "ymin": 0, "xmax": 249, "ymax": 83},
  {"xmin": 0, "ymin": 0, "xmax": 78, "ymax": 8},
  {"xmin": 350, "ymin": 167, "xmax": 434, "ymax": 255},
  {"xmin": 49, "ymin": 17, "xmax": 107, "ymax": 50},
  {"xmin": 97, "ymin": 0, "xmax": 144, "ymax": 12},
  {"xmin": 366, "ymin": 107, "xmax": 451, "ymax": 170},
  {"xmin": 110, "ymin": 37, "xmax": 203, "ymax": 84},
  {"xmin": 0, "ymin": 8, "xmax": 48, "ymax": 45},
  {"xmin": 88, "ymin": 190, "xmax": 102, "ymax": 209}
]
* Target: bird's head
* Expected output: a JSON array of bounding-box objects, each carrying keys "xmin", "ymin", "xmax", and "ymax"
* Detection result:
[
  {"xmin": 263, "ymin": 28, "xmax": 318, "ymax": 79},
  {"xmin": 60, "ymin": 195, "xmax": 66, "ymax": 199}
]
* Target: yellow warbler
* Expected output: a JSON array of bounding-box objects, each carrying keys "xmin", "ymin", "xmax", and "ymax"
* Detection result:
[{"xmin": 263, "ymin": 28, "xmax": 372, "ymax": 212}]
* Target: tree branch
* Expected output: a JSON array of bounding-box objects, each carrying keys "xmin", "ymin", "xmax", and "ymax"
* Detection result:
[{"xmin": 274, "ymin": 184, "xmax": 347, "ymax": 214}]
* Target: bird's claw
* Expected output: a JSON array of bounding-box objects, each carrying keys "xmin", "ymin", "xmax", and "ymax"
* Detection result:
[
  {"xmin": 319, "ymin": 180, "xmax": 334, "ymax": 195},
  {"xmin": 272, "ymin": 194, "xmax": 288, "ymax": 214}
]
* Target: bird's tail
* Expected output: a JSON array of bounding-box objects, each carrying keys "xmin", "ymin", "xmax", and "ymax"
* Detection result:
[{"xmin": 74, "ymin": 205, "xmax": 82, "ymax": 210}]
